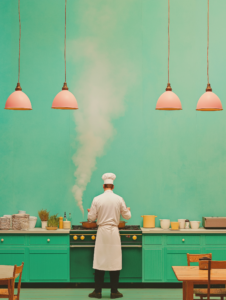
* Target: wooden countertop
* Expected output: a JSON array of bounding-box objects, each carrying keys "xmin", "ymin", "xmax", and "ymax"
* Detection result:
[
  {"xmin": 0, "ymin": 228, "xmax": 70, "ymax": 234},
  {"xmin": 141, "ymin": 227, "xmax": 226, "ymax": 234}
]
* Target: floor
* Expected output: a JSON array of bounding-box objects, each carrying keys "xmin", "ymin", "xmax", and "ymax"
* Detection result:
[{"xmin": 19, "ymin": 288, "xmax": 183, "ymax": 299}]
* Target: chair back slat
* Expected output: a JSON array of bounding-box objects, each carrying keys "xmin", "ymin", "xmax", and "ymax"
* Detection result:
[
  {"xmin": 187, "ymin": 253, "xmax": 212, "ymax": 266},
  {"xmin": 211, "ymin": 261, "xmax": 226, "ymax": 269}
]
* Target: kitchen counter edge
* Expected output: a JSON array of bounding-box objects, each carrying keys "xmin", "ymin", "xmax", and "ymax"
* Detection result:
[
  {"xmin": 0, "ymin": 228, "xmax": 70, "ymax": 234},
  {"xmin": 141, "ymin": 227, "xmax": 226, "ymax": 234}
]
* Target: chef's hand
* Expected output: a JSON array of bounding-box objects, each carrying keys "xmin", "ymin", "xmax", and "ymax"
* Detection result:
[
  {"xmin": 127, "ymin": 207, "xmax": 130, "ymax": 211},
  {"xmin": 87, "ymin": 209, "xmax": 90, "ymax": 212}
]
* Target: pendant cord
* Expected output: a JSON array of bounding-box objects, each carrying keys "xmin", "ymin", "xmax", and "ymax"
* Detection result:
[
  {"xmin": 168, "ymin": 0, "xmax": 170, "ymax": 85},
  {"xmin": 18, "ymin": 0, "xmax": 21, "ymax": 84},
  {"xmin": 207, "ymin": 0, "xmax": 209, "ymax": 84},
  {"xmin": 64, "ymin": 0, "xmax": 67, "ymax": 83}
]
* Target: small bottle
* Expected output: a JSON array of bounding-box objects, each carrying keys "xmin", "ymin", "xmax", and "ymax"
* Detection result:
[
  {"xmin": 185, "ymin": 219, "xmax": 190, "ymax": 229},
  {"xmin": 63, "ymin": 212, "xmax": 67, "ymax": 221},
  {"xmin": 68, "ymin": 213, "xmax": 72, "ymax": 229},
  {"xmin": 59, "ymin": 217, "xmax": 63, "ymax": 229}
]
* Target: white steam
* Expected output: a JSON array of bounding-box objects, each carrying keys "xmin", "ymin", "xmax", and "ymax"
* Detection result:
[{"xmin": 69, "ymin": 5, "xmax": 137, "ymax": 215}]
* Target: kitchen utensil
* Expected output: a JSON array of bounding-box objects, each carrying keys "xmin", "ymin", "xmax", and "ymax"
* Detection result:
[
  {"xmin": 202, "ymin": 217, "xmax": 226, "ymax": 229},
  {"xmin": 178, "ymin": 219, "xmax": 186, "ymax": 229},
  {"xmin": 141, "ymin": 215, "xmax": 157, "ymax": 228},
  {"xmin": 29, "ymin": 216, "xmax": 37, "ymax": 229},
  {"xmin": 63, "ymin": 221, "xmax": 71, "ymax": 229},
  {"xmin": 185, "ymin": 219, "xmax": 190, "ymax": 229},
  {"xmin": 159, "ymin": 219, "xmax": 170, "ymax": 230},
  {"xmin": 118, "ymin": 221, "xmax": 127, "ymax": 229},
  {"xmin": 18, "ymin": 210, "xmax": 26, "ymax": 214},
  {"xmin": 46, "ymin": 227, "xmax": 58, "ymax": 230},
  {"xmin": 190, "ymin": 221, "xmax": 201, "ymax": 229},
  {"xmin": 171, "ymin": 222, "xmax": 179, "ymax": 230},
  {"xmin": 80, "ymin": 221, "xmax": 97, "ymax": 229}
]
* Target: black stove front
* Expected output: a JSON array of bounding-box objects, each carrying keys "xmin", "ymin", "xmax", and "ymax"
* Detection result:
[{"xmin": 71, "ymin": 225, "xmax": 141, "ymax": 231}]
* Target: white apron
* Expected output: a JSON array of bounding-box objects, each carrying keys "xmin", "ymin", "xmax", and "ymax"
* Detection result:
[
  {"xmin": 87, "ymin": 190, "xmax": 131, "ymax": 271},
  {"xmin": 93, "ymin": 225, "xmax": 122, "ymax": 271}
]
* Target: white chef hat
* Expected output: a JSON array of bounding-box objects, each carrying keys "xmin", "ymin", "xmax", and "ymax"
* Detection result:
[{"xmin": 102, "ymin": 173, "xmax": 116, "ymax": 184}]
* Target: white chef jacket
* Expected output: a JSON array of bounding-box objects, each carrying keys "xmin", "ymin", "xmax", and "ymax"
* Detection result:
[{"xmin": 88, "ymin": 190, "xmax": 131, "ymax": 271}]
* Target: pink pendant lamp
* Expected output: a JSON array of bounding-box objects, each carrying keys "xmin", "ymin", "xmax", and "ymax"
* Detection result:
[
  {"xmin": 156, "ymin": 0, "xmax": 182, "ymax": 111},
  {"xmin": 52, "ymin": 0, "xmax": 78, "ymax": 110},
  {"xmin": 5, "ymin": 0, "xmax": 32, "ymax": 110},
  {"xmin": 196, "ymin": 0, "xmax": 222, "ymax": 111}
]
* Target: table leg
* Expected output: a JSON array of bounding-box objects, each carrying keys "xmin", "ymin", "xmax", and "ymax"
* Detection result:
[
  {"xmin": 186, "ymin": 281, "xmax": 194, "ymax": 300},
  {"xmin": 7, "ymin": 279, "xmax": 14, "ymax": 300},
  {"xmin": 183, "ymin": 281, "xmax": 187, "ymax": 300}
]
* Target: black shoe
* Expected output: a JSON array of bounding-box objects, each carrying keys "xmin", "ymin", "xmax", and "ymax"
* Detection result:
[
  {"xmin": 88, "ymin": 290, "xmax": 102, "ymax": 299},
  {"xmin": 111, "ymin": 291, "xmax": 123, "ymax": 299}
]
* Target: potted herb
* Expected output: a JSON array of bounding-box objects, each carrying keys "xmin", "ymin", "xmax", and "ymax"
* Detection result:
[
  {"xmin": 38, "ymin": 209, "xmax": 49, "ymax": 229},
  {"xmin": 47, "ymin": 214, "xmax": 59, "ymax": 230}
]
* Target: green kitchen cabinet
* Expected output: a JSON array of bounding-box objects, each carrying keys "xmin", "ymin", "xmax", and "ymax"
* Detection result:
[
  {"xmin": 203, "ymin": 247, "xmax": 226, "ymax": 260},
  {"xmin": 143, "ymin": 247, "xmax": 163, "ymax": 282},
  {"xmin": 29, "ymin": 248, "xmax": 69, "ymax": 282},
  {"xmin": 165, "ymin": 247, "xmax": 201, "ymax": 282}
]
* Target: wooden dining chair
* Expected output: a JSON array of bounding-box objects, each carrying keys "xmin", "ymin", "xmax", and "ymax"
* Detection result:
[
  {"xmin": 187, "ymin": 253, "xmax": 212, "ymax": 266},
  {"xmin": 194, "ymin": 260, "xmax": 226, "ymax": 300},
  {"xmin": 0, "ymin": 262, "xmax": 24, "ymax": 300}
]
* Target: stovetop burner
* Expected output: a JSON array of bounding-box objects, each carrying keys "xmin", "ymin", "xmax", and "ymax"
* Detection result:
[{"xmin": 71, "ymin": 225, "xmax": 141, "ymax": 231}]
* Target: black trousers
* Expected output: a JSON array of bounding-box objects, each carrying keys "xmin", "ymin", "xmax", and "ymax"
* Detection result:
[{"xmin": 95, "ymin": 269, "xmax": 120, "ymax": 293}]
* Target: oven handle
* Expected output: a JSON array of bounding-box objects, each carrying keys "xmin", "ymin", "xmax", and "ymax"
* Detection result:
[{"xmin": 70, "ymin": 245, "xmax": 142, "ymax": 248}]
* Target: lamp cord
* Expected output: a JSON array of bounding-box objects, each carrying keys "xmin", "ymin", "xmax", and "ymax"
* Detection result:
[
  {"xmin": 168, "ymin": 0, "xmax": 170, "ymax": 85},
  {"xmin": 207, "ymin": 0, "xmax": 209, "ymax": 84},
  {"xmin": 64, "ymin": 0, "xmax": 67, "ymax": 83},
  {"xmin": 18, "ymin": 0, "xmax": 21, "ymax": 84}
]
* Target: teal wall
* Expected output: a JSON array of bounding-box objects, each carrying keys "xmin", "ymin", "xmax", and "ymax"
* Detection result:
[{"xmin": 1, "ymin": 0, "xmax": 226, "ymax": 227}]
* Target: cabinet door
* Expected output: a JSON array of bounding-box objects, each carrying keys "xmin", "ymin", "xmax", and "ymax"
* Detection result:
[
  {"xmin": 143, "ymin": 247, "xmax": 163, "ymax": 282},
  {"xmin": 120, "ymin": 247, "xmax": 142, "ymax": 282},
  {"xmin": 0, "ymin": 248, "xmax": 27, "ymax": 281},
  {"xmin": 29, "ymin": 248, "xmax": 69, "ymax": 282},
  {"xmin": 203, "ymin": 247, "xmax": 226, "ymax": 260},
  {"xmin": 165, "ymin": 247, "xmax": 201, "ymax": 282}
]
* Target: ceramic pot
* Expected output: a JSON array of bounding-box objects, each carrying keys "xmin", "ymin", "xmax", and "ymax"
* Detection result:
[
  {"xmin": 171, "ymin": 222, "xmax": 179, "ymax": 230},
  {"xmin": 141, "ymin": 215, "xmax": 157, "ymax": 228},
  {"xmin": 41, "ymin": 221, "xmax": 48, "ymax": 229},
  {"xmin": 190, "ymin": 221, "xmax": 201, "ymax": 229},
  {"xmin": 178, "ymin": 219, "xmax": 186, "ymax": 229},
  {"xmin": 159, "ymin": 219, "xmax": 170, "ymax": 230}
]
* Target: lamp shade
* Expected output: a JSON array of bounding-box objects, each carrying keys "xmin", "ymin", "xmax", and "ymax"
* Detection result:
[
  {"xmin": 52, "ymin": 89, "xmax": 78, "ymax": 110},
  {"xmin": 5, "ymin": 90, "xmax": 32, "ymax": 110},
  {"xmin": 196, "ymin": 90, "xmax": 223, "ymax": 111},
  {"xmin": 156, "ymin": 90, "xmax": 182, "ymax": 110}
]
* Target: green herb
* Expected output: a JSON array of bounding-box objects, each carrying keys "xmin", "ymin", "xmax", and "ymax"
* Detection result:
[
  {"xmin": 38, "ymin": 209, "xmax": 50, "ymax": 221},
  {"xmin": 47, "ymin": 214, "xmax": 59, "ymax": 227}
]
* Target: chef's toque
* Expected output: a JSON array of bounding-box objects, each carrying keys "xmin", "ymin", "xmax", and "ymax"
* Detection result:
[{"xmin": 102, "ymin": 173, "xmax": 116, "ymax": 184}]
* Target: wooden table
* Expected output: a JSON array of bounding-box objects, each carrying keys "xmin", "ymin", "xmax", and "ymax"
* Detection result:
[
  {"xmin": 0, "ymin": 265, "xmax": 18, "ymax": 300},
  {"xmin": 173, "ymin": 266, "xmax": 226, "ymax": 300}
]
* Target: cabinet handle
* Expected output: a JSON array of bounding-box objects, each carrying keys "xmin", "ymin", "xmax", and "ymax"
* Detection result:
[
  {"xmin": 1, "ymin": 239, "xmax": 4, "ymax": 242},
  {"xmin": 182, "ymin": 239, "xmax": 185, "ymax": 242},
  {"xmin": 47, "ymin": 239, "xmax": 50, "ymax": 242}
]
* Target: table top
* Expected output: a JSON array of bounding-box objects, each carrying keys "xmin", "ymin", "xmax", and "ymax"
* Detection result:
[
  {"xmin": 173, "ymin": 266, "xmax": 226, "ymax": 282},
  {"xmin": 0, "ymin": 266, "xmax": 16, "ymax": 280}
]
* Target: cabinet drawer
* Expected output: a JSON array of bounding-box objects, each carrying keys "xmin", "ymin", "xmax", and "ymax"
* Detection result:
[
  {"xmin": 0, "ymin": 235, "xmax": 25, "ymax": 245},
  {"xmin": 205, "ymin": 236, "xmax": 226, "ymax": 245},
  {"xmin": 29, "ymin": 235, "xmax": 68, "ymax": 245},
  {"xmin": 166, "ymin": 235, "xmax": 200, "ymax": 245},
  {"xmin": 144, "ymin": 235, "xmax": 163, "ymax": 245}
]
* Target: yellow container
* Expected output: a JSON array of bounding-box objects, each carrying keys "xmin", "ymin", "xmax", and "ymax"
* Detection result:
[
  {"xmin": 141, "ymin": 215, "xmax": 157, "ymax": 228},
  {"xmin": 59, "ymin": 217, "xmax": 63, "ymax": 229},
  {"xmin": 171, "ymin": 222, "xmax": 179, "ymax": 230}
]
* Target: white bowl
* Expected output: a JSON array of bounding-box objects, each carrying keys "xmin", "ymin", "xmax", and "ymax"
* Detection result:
[
  {"xmin": 18, "ymin": 210, "xmax": 26, "ymax": 214},
  {"xmin": 160, "ymin": 219, "xmax": 170, "ymax": 230},
  {"xmin": 190, "ymin": 221, "xmax": 201, "ymax": 229},
  {"xmin": 29, "ymin": 216, "xmax": 37, "ymax": 229}
]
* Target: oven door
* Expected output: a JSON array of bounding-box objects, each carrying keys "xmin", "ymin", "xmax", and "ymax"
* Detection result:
[{"xmin": 70, "ymin": 245, "xmax": 142, "ymax": 283}]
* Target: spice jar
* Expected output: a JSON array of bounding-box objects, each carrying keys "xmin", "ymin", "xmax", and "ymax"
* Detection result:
[
  {"xmin": 185, "ymin": 219, "xmax": 190, "ymax": 229},
  {"xmin": 59, "ymin": 217, "xmax": 63, "ymax": 229}
]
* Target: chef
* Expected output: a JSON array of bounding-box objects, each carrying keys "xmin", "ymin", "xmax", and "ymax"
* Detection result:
[{"xmin": 87, "ymin": 173, "xmax": 131, "ymax": 299}]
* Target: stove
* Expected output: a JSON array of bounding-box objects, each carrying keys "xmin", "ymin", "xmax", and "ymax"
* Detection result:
[{"xmin": 70, "ymin": 225, "xmax": 142, "ymax": 246}]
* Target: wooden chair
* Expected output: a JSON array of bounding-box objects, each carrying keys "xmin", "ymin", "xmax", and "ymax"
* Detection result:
[
  {"xmin": 0, "ymin": 262, "xmax": 24, "ymax": 300},
  {"xmin": 187, "ymin": 254, "xmax": 212, "ymax": 266},
  {"xmin": 194, "ymin": 260, "xmax": 226, "ymax": 300}
]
